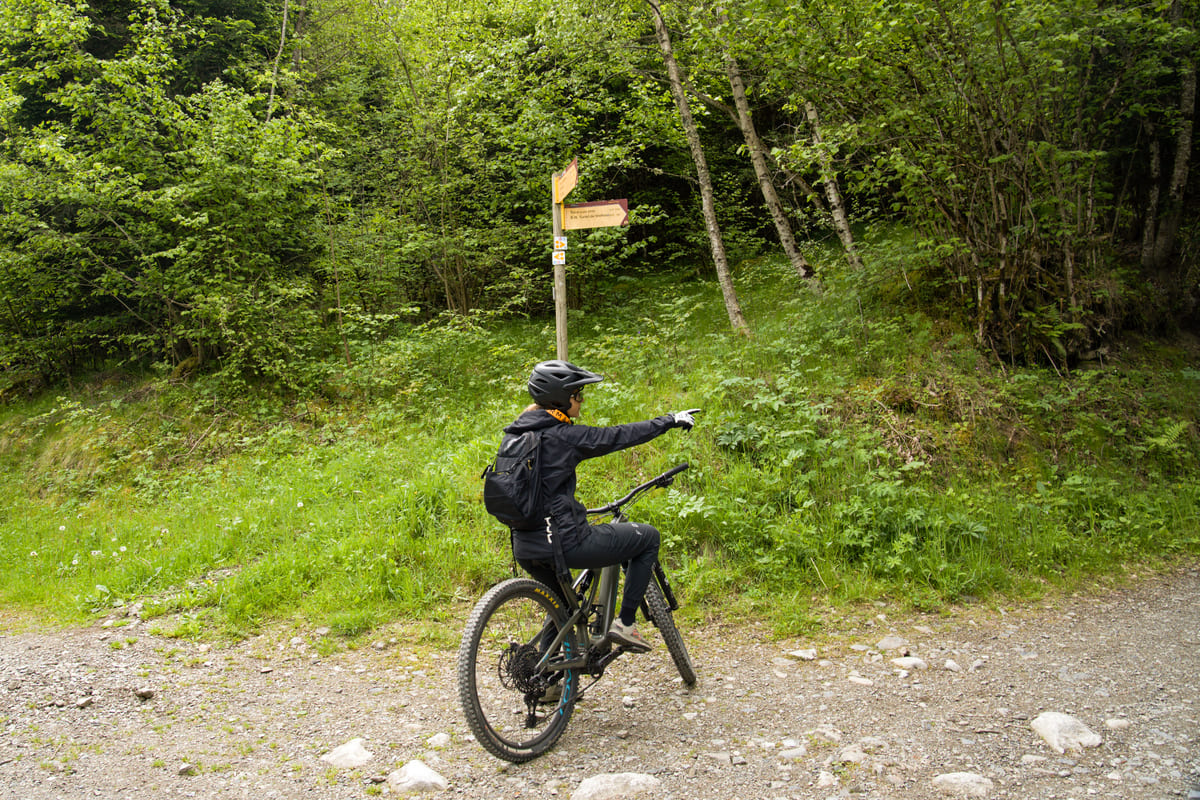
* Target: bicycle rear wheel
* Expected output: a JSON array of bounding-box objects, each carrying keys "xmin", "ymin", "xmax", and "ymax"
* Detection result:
[
  {"xmin": 457, "ymin": 578, "xmax": 579, "ymax": 762},
  {"xmin": 643, "ymin": 575, "xmax": 697, "ymax": 687}
]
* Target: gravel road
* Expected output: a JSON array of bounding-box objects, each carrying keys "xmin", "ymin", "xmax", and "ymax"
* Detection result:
[{"xmin": 2, "ymin": 563, "xmax": 1197, "ymax": 799}]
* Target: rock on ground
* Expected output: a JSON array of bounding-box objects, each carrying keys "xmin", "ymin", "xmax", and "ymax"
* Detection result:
[
  {"xmin": 387, "ymin": 759, "xmax": 447, "ymax": 793},
  {"xmin": 1030, "ymin": 711, "xmax": 1102, "ymax": 754},
  {"xmin": 932, "ymin": 771, "xmax": 995, "ymax": 797},
  {"xmin": 571, "ymin": 772, "xmax": 661, "ymax": 800}
]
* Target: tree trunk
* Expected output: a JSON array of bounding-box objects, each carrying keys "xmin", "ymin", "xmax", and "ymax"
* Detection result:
[
  {"xmin": 1141, "ymin": 123, "xmax": 1162, "ymax": 269},
  {"xmin": 1151, "ymin": 55, "xmax": 1196, "ymax": 269},
  {"xmin": 646, "ymin": 0, "xmax": 749, "ymax": 336},
  {"xmin": 804, "ymin": 101, "xmax": 864, "ymax": 271},
  {"xmin": 265, "ymin": 0, "xmax": 290, "ymax": 122},
  {"xmin": 723, "ymin": 56, "xmax": 814, "ymax": 279}
]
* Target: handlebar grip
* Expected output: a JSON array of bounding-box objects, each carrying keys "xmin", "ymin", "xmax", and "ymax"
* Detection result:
[{"xmin": 657, "ymin": 462, "xmax": 689, "ymax": 485}]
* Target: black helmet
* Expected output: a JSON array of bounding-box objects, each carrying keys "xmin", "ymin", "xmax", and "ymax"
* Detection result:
[{"xmin": 527, "ymin": 360, "xmax": 603, "ymax": 410}]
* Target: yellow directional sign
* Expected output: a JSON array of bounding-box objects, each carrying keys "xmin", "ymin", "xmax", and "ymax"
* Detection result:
[
  {"xmin": 553, "ymin": 158, "xmax": 578, "ymax": 204},
  {"xmin": 562, "ymin": 199, "xmax": 629, "ymax": 230}
]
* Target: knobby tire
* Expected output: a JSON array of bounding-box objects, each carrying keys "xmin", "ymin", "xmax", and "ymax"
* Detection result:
[
  {"xmin": 643, "ymin": 576, "xmax": 697, "ymax": 687},
  {"xmin": 457, "ymin": 578, "xmax": 579, "ymax": 762}
]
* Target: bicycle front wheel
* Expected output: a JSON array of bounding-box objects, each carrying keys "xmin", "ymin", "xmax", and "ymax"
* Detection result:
[
  {"xmin": 457, "ymin": 578, "xmax": 579, "ymax": 762},
  {"xmin": 643, "ymin": 576, "xmax": 697, "ymax": 687}
]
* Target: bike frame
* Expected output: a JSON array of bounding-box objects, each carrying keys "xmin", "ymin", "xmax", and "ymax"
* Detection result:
[{"xmin": 531, "ymin": 464, "xmax": 689, "ymax": 678}]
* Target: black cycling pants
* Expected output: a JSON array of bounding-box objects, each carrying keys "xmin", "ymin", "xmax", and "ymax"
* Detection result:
[{"xmin": 517, "ymin": 522, "xmax": 661, "ymax": 625}]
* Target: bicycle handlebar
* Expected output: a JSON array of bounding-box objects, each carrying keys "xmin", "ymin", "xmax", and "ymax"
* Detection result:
[{"xmin": 586, "ymin": 463, "xmax": 689, "ymax": 516}]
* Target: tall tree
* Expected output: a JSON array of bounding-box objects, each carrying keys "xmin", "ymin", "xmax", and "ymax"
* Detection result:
[
  {"xmin": 1142, "ymin": 0, "xmax": 1196, "ymax": 280},
  {"xmin": 722, "ymin": 50, "xmax": 814, "ymax": 279},
  {"xmin": 803, "ymin": 100, "xmax": 862, "ymax": 271},
  {"xmin": 645, "ymin": 0, "xmax": 749, "ymax": 334}
]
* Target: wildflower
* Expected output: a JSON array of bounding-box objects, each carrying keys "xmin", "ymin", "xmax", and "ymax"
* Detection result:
[
  {"xmin": 59, "ymin": 525, "xmax": 66, "ymax": 531},
  {"xmin": 30, "ymin": 550, "xmax": 37, "ymax": 557},
  {"xmin": 297, "ymin": 501, "xmax": 304, "ymax": 508}
]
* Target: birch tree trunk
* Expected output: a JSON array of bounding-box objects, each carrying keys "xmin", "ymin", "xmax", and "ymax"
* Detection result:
[
  {"xmin": 724, "ymin": 56, "xmax": 814, "ymax": 279},
  {"xmin": 646, "ymin": 0, "xmax": 749, "ymax": 335},
  {"xmin": 805, "ymin": 101, "xmax": 863, "ymax": 271}
]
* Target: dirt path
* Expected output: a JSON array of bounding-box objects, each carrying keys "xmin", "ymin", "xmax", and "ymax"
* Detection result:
[{"xmin": 2, "ymin": 564, "xmax": 1198, "ymax": 799}]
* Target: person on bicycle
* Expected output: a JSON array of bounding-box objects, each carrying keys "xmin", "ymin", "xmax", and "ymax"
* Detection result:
[{"xmin": 504, "ymin": 360, "xmax": 697, "ymax": 653}]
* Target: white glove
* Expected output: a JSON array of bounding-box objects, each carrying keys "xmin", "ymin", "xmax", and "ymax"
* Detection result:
[{"xmin": 671, "ymin": 409, "xmax": 701, "ymax": 431}]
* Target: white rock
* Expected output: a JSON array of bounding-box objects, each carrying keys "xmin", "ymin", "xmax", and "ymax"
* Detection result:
[
  {"xmin": 859, "ymin": 736, "xmax": 887, "ymax": 752},
  {"xmin": 1030, "ymin": 712, "xmax": 1102, "ymax": 754},
  {"xmin": 848, "ymin": 675, "xmax": 874, "ymax": 686},
  {"xmin": 426, "ymin": 732, "xmax": 451, "ymax": 749},
  {"xmin": 387, "ymin": 759, "xmax": 448, "ymax": 793},
  {"xmin": 1105, "ymin": 718, "xmax": 1131, "ymax": 730},
  {"xmin": 321, "ymin": 738, "xmax": 373, "ymax": 768},
  {"xmin": 932, "ymin": 771, "xmax": 994, "ymax": 797},
  {"xmin": 944, "ymin": 659, "xmax": 962, "ymax": 673},
  {"xmin": 789, "ymin": 648, "xmax": 818, "ymax": 660},
  {"xmin": 837, "ymin": 743, "xmax": 867, "ymax": 764},
  {"xmin": 876, "ymin": 634, "xmax": 906, "ymax": 651},
  {"xmin": 816, "ymin": 770, "xmax": 839, "ymax": 788},
  {"xmin": 808, "ymin": 725, "xmax": 843, "ymax": 744},
  {"xmin": 892, "ymin": 656, "xmax": 928, "ymax": 670},
  {"xmin": 570, "ymin": 772, "xmax": 661, "ymax": 800},
  {"xmin": 778, "ymin": 745, "xmax": 807, "ymax": 761}
]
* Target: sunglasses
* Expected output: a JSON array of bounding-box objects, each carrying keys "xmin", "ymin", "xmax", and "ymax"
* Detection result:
[{"xmin": 571, "ymin": 390, "xmax": 584, "ymax": 401}]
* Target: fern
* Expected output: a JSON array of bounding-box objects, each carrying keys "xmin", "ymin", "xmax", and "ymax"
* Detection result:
[{"xmin": 1147, "ymin": 419, "xmax": 1190, "ymax": 452}]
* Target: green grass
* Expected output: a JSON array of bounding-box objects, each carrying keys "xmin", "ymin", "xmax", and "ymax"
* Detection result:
[{"xmin": 1, "ymin": 243, "xmax": 1198, "ymax": 638}]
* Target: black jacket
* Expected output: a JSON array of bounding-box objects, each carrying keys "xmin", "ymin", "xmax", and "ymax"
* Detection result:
[{"xmin": 503, "ymin": 409, "xmax": 675, "ymax": 561}]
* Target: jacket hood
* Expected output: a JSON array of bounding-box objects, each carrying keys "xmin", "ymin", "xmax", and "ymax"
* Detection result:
[{"xmin": 503, "ymin": 408, "xmax": 567, "ymax": 435}]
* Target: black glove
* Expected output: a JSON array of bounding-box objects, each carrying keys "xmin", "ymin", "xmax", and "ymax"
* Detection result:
[{"xmin": 670, "ymin": 409, "xmax": 701, "ymax": 431}]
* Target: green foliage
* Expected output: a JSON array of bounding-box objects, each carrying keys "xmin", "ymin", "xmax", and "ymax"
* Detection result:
[
  {"xmin": 0, "ymin": 0, "xmax": 327, "ymax": 388},
  {"xmin": 5, "ymin": 0, "xmax": 1196, "ymax": 391},
  {"xmin": 1, "ymin": 254, "xmax": 1198, "ymax": 637}
]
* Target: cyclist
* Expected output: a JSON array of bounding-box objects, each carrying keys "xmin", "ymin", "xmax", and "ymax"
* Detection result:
[{"xmin": 503, "ymin": 360, "xmax": 697, "ymax": 653}]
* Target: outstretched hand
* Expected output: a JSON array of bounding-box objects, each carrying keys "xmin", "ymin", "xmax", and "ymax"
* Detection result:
[{"xmin": 670, "ymin": 408, "xmax": 701, "ymax": 431}]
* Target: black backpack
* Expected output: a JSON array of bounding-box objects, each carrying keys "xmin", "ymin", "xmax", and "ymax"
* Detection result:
[{"xmin": 482, "ymin": 431, "xmax": 545, "ymax": 530}]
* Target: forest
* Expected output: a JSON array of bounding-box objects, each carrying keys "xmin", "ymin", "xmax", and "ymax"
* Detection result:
[
  {"xmin": 0, "ymin": 0, "xmax": 1196, "ymax": 392},
  {"xmin": 0, "ymin": 0, "xmax": 1198, "ymax": 630}
]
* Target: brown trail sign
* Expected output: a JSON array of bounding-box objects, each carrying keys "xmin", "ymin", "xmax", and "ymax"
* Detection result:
[{"xmin": 550, "ymin": 160, "xmax": 630, "ymax": 359}]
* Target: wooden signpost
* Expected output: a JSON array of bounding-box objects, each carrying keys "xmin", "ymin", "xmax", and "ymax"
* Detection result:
[{"xmin": 550, "ymin": 159, "xmax": 628, "ymax": 359}]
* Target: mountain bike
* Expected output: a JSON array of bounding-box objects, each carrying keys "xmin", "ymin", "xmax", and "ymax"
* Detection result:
[{"xmin": 457, "ymin": 463, "xmax": 697, "ymax": 763}]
